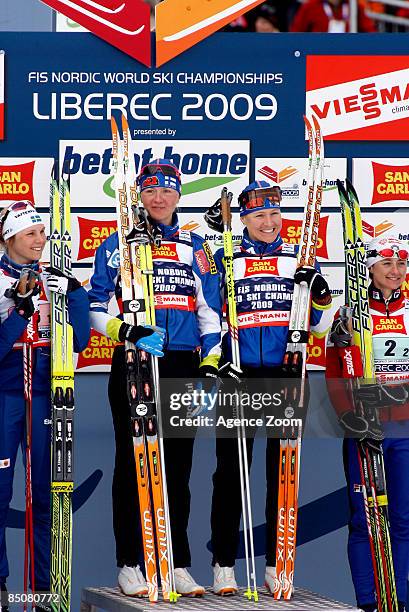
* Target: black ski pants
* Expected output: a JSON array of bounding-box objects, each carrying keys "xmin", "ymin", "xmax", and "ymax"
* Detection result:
[
  {"xmin": 108, "ymin": 345, "xmax": 200, "ymax": 569},
  {"xmin": 211, "ymin": 366, "xmax": 285, "ymax": 568}
]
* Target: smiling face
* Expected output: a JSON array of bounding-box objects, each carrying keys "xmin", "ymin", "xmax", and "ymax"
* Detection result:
[
  {"xmin": 241, "ymin": 208, "xmax": 282, "ymax": 243},
  {"xmin": 140, "ymin": 187, "xmax": 180, "ymax": 226},
  {"xmin": 370, "ymin": 257, "xmax": 408, "ymax": 298},
  {"xmin": 6, "ymin": 225, "xmax": 47, "ymax": 264}
]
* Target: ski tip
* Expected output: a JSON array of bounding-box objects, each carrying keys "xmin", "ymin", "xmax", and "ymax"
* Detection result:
[
  {"xmin": 121, "ymin": 112, "xmax": 129, "ymax": 133},
  {"xmin": 345, "ymin": 177, "xmax": 356, "ymax": 194},
  {"xmin": 51, "ymin": 160, "xmax": 59, "ymax": 181},
  {"xmin": 110, "ymin": 115, "xmax": 118, "ymax": 133},
  {"xmin": 61, "ymin": 162, "xmax": 71, "ymax": 183},
  {"xmin": 303, "ymin": 115, "xmax": 312, "ymax": 130},
  {"xmin": 336, "ymin": 178, "xmax": 346, "ymax": 193},
  {"xmin": 311, "ymin": 114, "xmax": 321, "ymax": 133}
]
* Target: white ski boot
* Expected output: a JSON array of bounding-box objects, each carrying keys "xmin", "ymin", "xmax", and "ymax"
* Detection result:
[
  {"xmin": 213, "ymin": 563, "xmax": 238, "ymax": 596},
  {"xmin": 174, "ymin": 568, "xmax": 205, "ymax": 597},
  {"xmin": 118, "ymin": 565, "xmax": 148, "ymax": 597}
]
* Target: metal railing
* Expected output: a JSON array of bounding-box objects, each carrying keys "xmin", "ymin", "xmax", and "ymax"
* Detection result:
[{"xmin": 350, "ymin": 0, "xmax": 409, "ymax": 32}]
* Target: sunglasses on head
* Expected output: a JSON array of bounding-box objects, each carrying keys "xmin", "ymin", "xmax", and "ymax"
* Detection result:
[
  {"xmin": 239, "ymin": 187, "xmax": 281, "ymax": 210},
  {"xmin": 139, "ymin": 163, "xmax": 181, "ymax": 181},
  {"xmin": 367, "ymin": 248, "xmax": 408, "ymax": 260}
]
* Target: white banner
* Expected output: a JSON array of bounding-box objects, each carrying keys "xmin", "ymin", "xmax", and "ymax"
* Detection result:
[
  {"xmin": 69, "ymin": 210, "xmax": 409, "ymax": 265},
  {"xmin": 254, "ymin": 157, "xmax": 346, "ymax": 207},
  {"xmin": 306, "ymin": 68, "xmax": 409, "ymax": 137},
  {"xmin": 59, "ymin": 139, "xmax": 250, "ymax": 208}
]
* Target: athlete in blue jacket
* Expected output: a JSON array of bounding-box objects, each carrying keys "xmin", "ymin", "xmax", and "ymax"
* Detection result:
[
  {"xmin": 0, "ymin": 201, "xmax": 89, "ymax": 610},
  {"xmin": 207, "ymin": 181, "xmax": 333, "ymax": 595},
  {"xmin": 88, "ymin": 160, "xmax": 222, "ymax": 597}
]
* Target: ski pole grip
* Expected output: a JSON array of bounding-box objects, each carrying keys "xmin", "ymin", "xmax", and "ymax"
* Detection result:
[{"xmin": 220, "ymin": 187, "xmax": 231, "ymax": 228}]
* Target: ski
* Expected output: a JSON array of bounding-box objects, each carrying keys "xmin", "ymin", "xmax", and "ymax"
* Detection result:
[
  {"xmin": 220, "ymin": 187, "xmax": 258, "ymax": 602},
  {"xmin": 337, "ymin": 179, "xmax": 398, "ymax": 612},
  {"xmin": 110, "ymin": 113, "xmax": 177, "ymax": 603},
  {"xmin": 275, "ymin": 116, "xmax": 324, "ymax": 600},
  {"xmin": 50, "ymin": 165, "xmax": 75, "ymax": 612}
]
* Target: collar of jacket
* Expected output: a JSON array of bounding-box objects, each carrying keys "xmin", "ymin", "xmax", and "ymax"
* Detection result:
[
  {"xmin": 0, "ymin": 253, "xmax": 40, "ymax": 279},
  {"xmin": 369, "ymin": 283, "xmax": 404, "ymax": 313},
  {"xmin": 240, "ymin": 228, "xmax": 283, "ymax": 256},
  {"xmin": 156, "ymin": 213, "xmax": 180, "ymax": 239}
]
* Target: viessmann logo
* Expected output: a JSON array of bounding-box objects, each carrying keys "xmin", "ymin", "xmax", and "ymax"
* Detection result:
[
  {"xmin": 306, "ymin": 56, "xmax": 409, "ymax": 141},
  {"xmin": 39, "ymin": 0, "xmax": 265, "ymax": 67}
]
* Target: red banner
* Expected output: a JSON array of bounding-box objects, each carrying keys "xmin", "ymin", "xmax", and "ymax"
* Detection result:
[
  {"xmin": 77, "ymin": 217, "xmax": 117, "ymax": 260},
  {"xmin": 281, "ymin": 215, "xmax": 330, "ymax": 260},
  {"xmin": 0, "ymin": 161, "xmax": 35, "ymax": 201}
]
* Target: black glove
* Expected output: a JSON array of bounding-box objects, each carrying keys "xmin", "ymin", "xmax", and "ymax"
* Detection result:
[
  {"xmin": 339, "ymin": 410, "xmax": 369, "ymax": 437},
  {"xmin": 199, "ymin": 364, "xmax": 219, "ymax": 380},
  {"xmin": 118, "ymin": 322, "xmax": 155, "ymax": 343},
  {"xmin": 204, "ymin": 197, "xmax": 227, "ymax": 234},
  {"xmin": 294, "ymin": 266, "xmax": 331, "ymax": 304},
  {"xmin": 46, "ymin": 266, "xmax": 81, "ymax": 293},
  {"xmin": 5, "ymin": 269, "xmax": 40, "ymax": 320},
  {"xmin": 218, "ymin": 361, "xmax": 244, "ymax": 385},
  {"xmin": 330, "ymin": 307, "xmax": 353, "ymax": 348},
  {"xmin": 126, "ymin": 208, "xmax": 163, "ymax": 247},
  {"xmin": 356, "ymin": 383, "xmax": 408, "ymax": 408}
]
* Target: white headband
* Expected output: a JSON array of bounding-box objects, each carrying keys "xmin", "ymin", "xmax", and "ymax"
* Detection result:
[{"xmin": 2, "ymin": 201, "xmax": 43, "ymax": 241}]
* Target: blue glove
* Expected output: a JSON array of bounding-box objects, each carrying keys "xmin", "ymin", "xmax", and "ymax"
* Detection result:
[{"xmin": 135, "ymin": 325, "xmax": 166, "ymax": 357}]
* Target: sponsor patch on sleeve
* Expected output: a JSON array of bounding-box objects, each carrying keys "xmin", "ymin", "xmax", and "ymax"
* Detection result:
[
  {"xmin": 0, "ymin": 458, "xmax": 10, "ymax": 469},
  {"xmin": 195, "ymin": 249, "xmax": 210, "ymax": 274},
  {"xmin": 203, "ymin": 241, "xmax": 217, "ymax": 274}
]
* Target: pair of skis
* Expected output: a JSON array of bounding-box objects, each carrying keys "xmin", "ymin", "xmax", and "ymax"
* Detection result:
[
  {"xmin": 5, "ymin": 269, "xmax": 40, "ymax": 610},
  {"xmin": 274, "ymin": 115, "xmax": 324, "ymax": 600},
  {"xmin": 49, "ymin": 168, "xmax": 75, "ymax": 612},
  {"xmin": 337, "ymin": 179, "xmax": 398, "ymax": 611},
  {"xmin": 110, "ymin": 113, "xmax": 177, "ymax": 603}
]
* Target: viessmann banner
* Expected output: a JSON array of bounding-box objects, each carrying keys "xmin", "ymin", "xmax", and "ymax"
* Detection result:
[
  {"xmin": 306, "ymin": 55, "xmax": 409, "ymax": 140},
  {"xmin": 0, "ymin": 33, "xmax": 409, "ymax": 372}
]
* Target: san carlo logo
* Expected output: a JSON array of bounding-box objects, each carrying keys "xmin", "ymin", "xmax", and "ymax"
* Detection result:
[
  {"xmin": 371, "ymin": 162, "xmax": 409, "ymax": 204},
  {"xmin": 40, "ymin": 0, "xmax": 266, "ymax": 67},
  {"xmin": 0, "ymin": 162, "xmax": 35, "ymax": 201}
]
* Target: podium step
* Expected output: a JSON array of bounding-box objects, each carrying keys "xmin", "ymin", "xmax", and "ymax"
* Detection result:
[{"xmin": 80, "ymin": 586, "xmax": 359, "ymax": 612}]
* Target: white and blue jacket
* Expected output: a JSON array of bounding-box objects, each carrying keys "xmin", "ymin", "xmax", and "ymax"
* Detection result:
[
  {"xmin": 87, "ymin": 216, "xmax": 222, "ymax": 366},
  {"xmin": 0, "ymin": 253, "xmax": 90, "ymax": 392},
  {"xmin": 215, "ymin": 229, "xmax": 333, "ymax": 368}
]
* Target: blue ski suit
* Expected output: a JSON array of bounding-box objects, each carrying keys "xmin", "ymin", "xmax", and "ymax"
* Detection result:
[
  {"xmin": 0, "ymin": 254, "xmax": 90, "ymax": 590},
  {"xmin": 88, "ymin": 216, "xmax": 222, "ymax": 569},
  {"xmin": 211, "ymin": 229, "xmax": 333, "ymax": 567}
]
